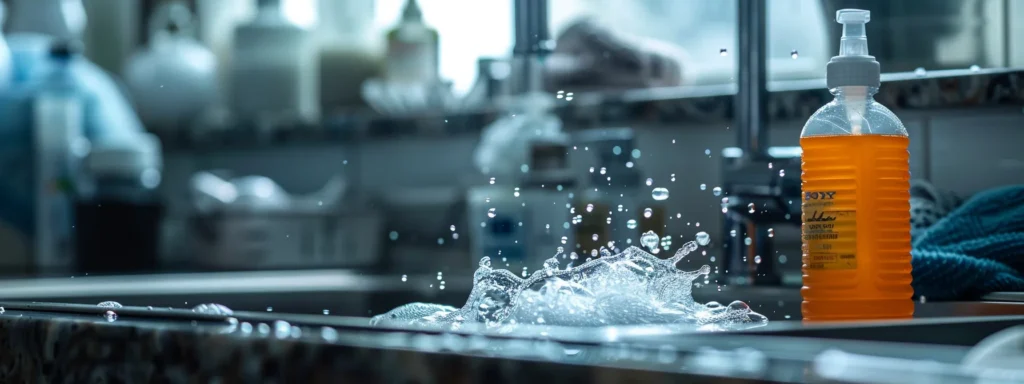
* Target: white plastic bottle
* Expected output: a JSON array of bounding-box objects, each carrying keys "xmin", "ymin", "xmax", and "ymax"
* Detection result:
[
  {"xmin": 230, "ymin": 0, "xmax": 318, "ymax": 122},
  {"xmin": 384, "ymin": 0, "xmax": 439, "ymax": 85},
  {"xmin": 124, "ymin": 1, "xmax": 218, "ymax": 131},
  {"xmin": 0, "ymin": 2, "xmax": 12, "ymax": 88}
]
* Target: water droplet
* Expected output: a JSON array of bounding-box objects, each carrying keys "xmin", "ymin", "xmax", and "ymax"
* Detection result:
[
  {"xmin": 644, "ymin": 208, "xmax": 653, "ymax": 218},
  {"xmin": 790, "ymin": 50, "xmax": 799, "ymax": 59},
  {"xmin": 103, "ymin": 310, "xmax": 117, "ymax": 322},
  {"xmin": 489, "ymin": 177, "xmax": 495, "ymax": 184},
  {"xmin": 695, "ymin": 231, "xmax": 711, "ymax": 246},
  {"xmin": 919, "ymin": 296, "xmax": 927, "ymax": 303},
  {"xmin": 561, "ymin": 235, "xmax": 568, "ymax": 244},
  {"xmin": 699, "ymin": 183, "xmax": 707, "ymax": 191},
  {"xmin": 401, "ymin": 274, "xmax": 407, "ymax": 282},
  {"xmin": 645, "ymin": 178, "xmax": 653, "ymax": 186},
  {"xmin": 640, "ymin": 231, "xmax": 659, "ymax": 250},
  {"xmin": 719, "ymin": 48, "xmax": 728, "ymax": 56},
  {"xmin": 779, "ymin": 255, "xmax": 788, "ymax": 264},
  {"xmin": 969, "ymin": 65, "xmax": 981, "ymax": 72},
  {"xmin": 487, "ymin": 208, "xmax": 497, "ymax": 218},
  {"xmin": 591, "ymin": 234, "xmax": 599, "ymax": 241},
  {"xmin": 631, "ymin": 149, "xmax": 642, "ymax": 159},
  {"xmin": 192, "ymin": 303, "xmax": 233, "ymax": 315},
  {"xmin": 543, "ymin": 257, "xmax": 560, "ymax": 271},
  {"xmin": 97, "ymin": 301, "xmax": 122, "ymax": 309},
  {"xmin": 652, "ymin": 188, "xmax": 669, "ymax": 200},
  {"xmin": 450, "ymin": 225, "xmax": 456, "ymax": 232},
  {"xmin": 754, "ymin": 255, "xmax": 762, "ymax": 264},
  {"xmin": 744, "ymin": 237, "xmax": 752, "ymax": 246},
  {"xmin": 321, "ymin": 326, "xmax": 339, "ymax": 342},
  {"xmin": 479, "ymin": 256, "xmax": 492, "ymax": 268},
  {"xmin": 712, "ymin": 187, "xmax": 722, "ymax": 196},
  {"xmin": 273, "ymin": 320, "xmax": 291, "ymax": 338},
  {"xmin": 626, "ymin": 219, "xmax": 637, "ymax": 229},
  {"xmin": 730, "ymin": 229, "xmax": 737, "ymax": 237},
  {"xmin": 767, "ymin": 228, "xmax": 774, "ymax": 238},
  {"xmin": 704, "ymin": 149, "xmax": 711, "ymax": 156},
  {"xmin": 389, "ymin": 231, "xmax": 399, "ymax": 241},
  {"xmin": 779, "ymin": 169, "xmax": 785, "ymax": 177},
  {"xmin": 323, "ymin": 309, "xmax": 330, "ymax": 315},
  {"xmin": 266, "ymin": 306, "xmax": 273, "ymax": 312},
  {"xmin": 586, "ymin": 204, "xmax": 594, "ymax": 212},
  {"xmin": 914, "ymin": 67, "xmax": 927, "ymax": 76},
  {"xmin": 599, "ymin": 167, "xmax": 607, "ymax": 175},
  {"xmin": 748, "ymin": 203, "xmax": 755, "ymax": 213}
]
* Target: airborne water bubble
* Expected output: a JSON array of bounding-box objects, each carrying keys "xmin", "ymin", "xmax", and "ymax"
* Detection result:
[
  {"xmin": 640, "ymin": 231, "xmax": 660, "ymax": 250},
  {"xmin": 695, "ymin": 231, "xmax": 711, "ymax": 246},
  {"xmin": 652, "ymin": 188, "xmax": 669, "ymax": 200}
]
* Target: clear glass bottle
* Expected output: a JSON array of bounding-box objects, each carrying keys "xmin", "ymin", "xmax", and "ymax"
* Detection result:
[{"xmin": 800, "ymin": 9, "xmax": 912, "ymax": 321}]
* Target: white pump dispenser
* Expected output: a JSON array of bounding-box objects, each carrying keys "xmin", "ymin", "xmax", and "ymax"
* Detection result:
[{"xmin": 826, "ymin": 9, "xmax": 880, "ymax": 134}]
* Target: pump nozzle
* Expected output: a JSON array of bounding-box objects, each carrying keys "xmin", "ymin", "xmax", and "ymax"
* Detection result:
[
  {"xmin": 826, "ymin": 9, "xmax": 880, "ymax": 90},
  {"xmin": 837, "ymin": 9, "xmax": 870, "ymax": 57}
]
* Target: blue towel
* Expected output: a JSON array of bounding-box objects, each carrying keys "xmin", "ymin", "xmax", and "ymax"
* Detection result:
[{"xmin": 912, "ymin": 185, "xmax": 1024, "ymax": 300}]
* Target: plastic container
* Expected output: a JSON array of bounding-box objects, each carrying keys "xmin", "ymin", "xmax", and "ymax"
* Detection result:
[
  {"xmin": 124, "ymin": 1, "xmax": 217, "ymax": 131},
  {"xmin": 32, "ymin": 40, "xmax": 90, "ymax": 273},
  {"xmin": 0, "ymin": 3, "xmax": 13, "ymax": 88},
  {"xmin": 75, "ymin": 134, "xmax": 164, "ymax": 274},
  {"xmin": 384, "ymin": 0, "xmax": 439, "ymax": 85},
  {"xmin": 4, "ymin": 0, "xmax": 86, "ymax": 41},
  {"xmin": 800, "ymin": 9, "xmax": 913, "ymax": 321},
  {"xmin": 230, "ymin": 0, "xmax": 318, "ymax": 122}
]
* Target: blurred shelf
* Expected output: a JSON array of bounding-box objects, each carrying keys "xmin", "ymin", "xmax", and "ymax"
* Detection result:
[{"xmin": 156, "ymin": 68, "xmax": 1024, "ymax": 152}]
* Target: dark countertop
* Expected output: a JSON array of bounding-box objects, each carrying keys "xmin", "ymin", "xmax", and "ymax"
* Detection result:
[{"xmin": 0, "ymin": 301, "xmax": 1019, "ymax": 383}]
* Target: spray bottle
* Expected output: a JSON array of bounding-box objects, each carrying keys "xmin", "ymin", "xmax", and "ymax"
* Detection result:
[{"xmin": 800, "ymin": 9, "xmax": 913, "ymax": 321}]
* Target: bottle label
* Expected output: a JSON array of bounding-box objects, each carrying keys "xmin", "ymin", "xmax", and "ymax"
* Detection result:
[{"xmin": 802, "ymin": 190, "xmax": 857, "ymax": 270}]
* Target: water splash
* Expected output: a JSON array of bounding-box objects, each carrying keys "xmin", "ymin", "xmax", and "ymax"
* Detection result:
[
  {"xmin": 371, "ymin": 239, "xmax": 767, "ymax": 332},
  {"xmin": 97, "ymin": 301, "xmax": 123, "ymax": 309},
  {"xmin": 192, "ymin": 303, "xmax": 234, "ymax": 315}
]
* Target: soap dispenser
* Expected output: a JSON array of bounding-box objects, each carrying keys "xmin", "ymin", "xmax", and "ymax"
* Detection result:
[
  {"xmin": 124, "ymin": 0, "xmax": 218, "ymax": 131},
  {"xmin": 800, "ymin": 9, "xmax": 913, "ymax": 322},
  {"xmin": 230, "ymin": 0, "xmax": 319, "ymax": 123}
]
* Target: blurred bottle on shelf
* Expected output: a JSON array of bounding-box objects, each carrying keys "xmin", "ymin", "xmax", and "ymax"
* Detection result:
[
  {"xmin": 316, "ymin": 0, "xmax": 382, "ymax": 112},
  {"xmin": 124, "ymin": 0, "xmax": 218, "ymax": 132},
  {"xmin": 230, "ymin": 0, "xmax": 318, "ymax": 123},
  {"xmin": 75, "ymin": 134, "xmax": 164, "ymax": 274},
  {"xmin": 4, "ymin": 0, "xmax": 86, "ymax": 41},
  {"xmin": 384, "ymin": 0, "xmax": 439, "ymax": 85},
  {"xmin": 0, "ymin": 3, "xmax": 12, "ymax": 88}
]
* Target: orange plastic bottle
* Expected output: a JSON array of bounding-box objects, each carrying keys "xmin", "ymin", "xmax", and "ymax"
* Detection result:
[{"xmin": 800, "ymin": 9, "xmax": 913, "ymax": 322}]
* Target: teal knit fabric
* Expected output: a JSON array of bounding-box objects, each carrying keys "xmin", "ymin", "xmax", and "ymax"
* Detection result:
[{"xmin": 912, "ymin": 185, "xmax": 1024, "ymax": 300}]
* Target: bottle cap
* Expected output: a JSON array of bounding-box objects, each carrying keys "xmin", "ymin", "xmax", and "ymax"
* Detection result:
[{"xmin": 826, "ymin": 9, "xmax": 880, "ymax": 89}]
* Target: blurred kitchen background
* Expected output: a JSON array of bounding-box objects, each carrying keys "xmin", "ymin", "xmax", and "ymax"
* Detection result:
[{"xmin": 0, "ymin": 0, "xmax": 1022, "ymax": 314}]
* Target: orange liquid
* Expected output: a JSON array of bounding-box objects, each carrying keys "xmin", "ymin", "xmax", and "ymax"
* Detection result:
[{"xmin": 800, "ymin": 134, "xmax": 913, "ymax": 321}]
